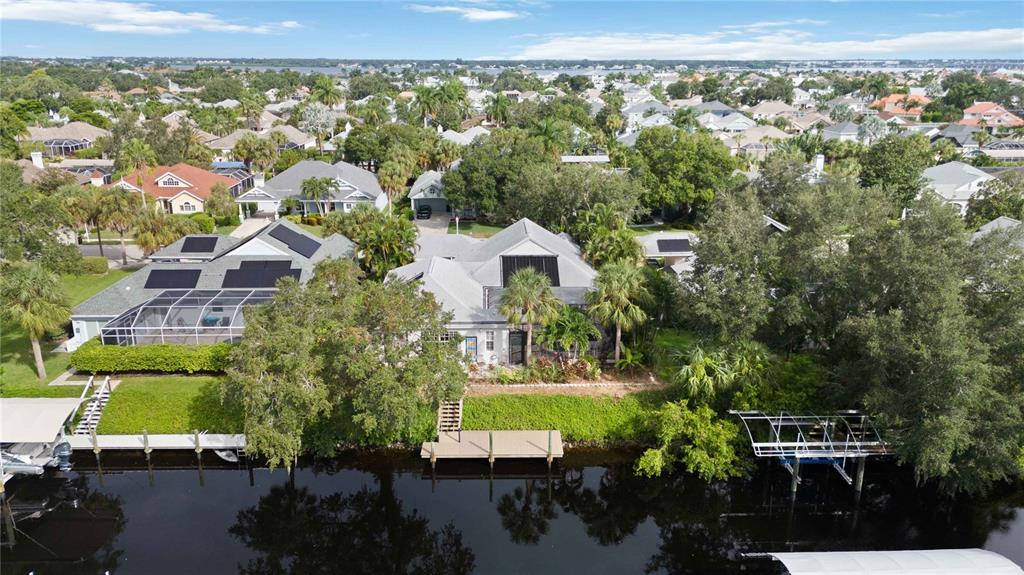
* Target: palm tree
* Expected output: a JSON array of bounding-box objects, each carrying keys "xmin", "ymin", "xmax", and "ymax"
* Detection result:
[
  {"xmin": 587, "ymin": 261, "xmax": 649, "ymax": 363},
  {"xmin": 133, "ymin": 204, "xmax": 200, "ymax": 256},
  {"xmin": 499, "ymin": 268, "xmax": 562, "ymax": 366},
  {"xmin": 530, "ymin": 118, "xmax": 568, "ymax": 159},
  {"xmin": 412, "ymin": 86, "xmax": 439, "ymax": 127},
  {"xmin": 358, "ymin": 215, "xmax": 417, "ymax": 280},
  {"xmin": 120, "ymin": 137, "xmax": 156, "ymax": 208},
  {"xmin": 301, "ymin": 176, "xmax": 339, "ymax": 216},
  {"xmin": 670, "ymin": 345, "xmax": 735, "ymax": 402},
  {"xmin": 432, "ymin": 138, "xmax": 462, "ymax": 171},
  {"xmin": 239, "ymin": 90, "xmax": 266, "ymax": 129},
  {"xmin": 102, "ymin": 187, "xmax": 142, "ymax": 266},
  {"xmin": 485, "ymin": 92, "xmax": 512, "ymax": 127},
  {"xmin": 536, "ymin": 305, "xmax": 600, "ymax": 360},
  {"xmin": 280, "ymin": 196, "xmax": 300, "ymax": 215},
  {"xmin": 376, "ymin": 161, "xmax": 406, "ymax": 214},
  {"xmin": 233, "ymin": 132, "xmax": 264, "ymax": 168},
  {"xmin": 310, "ymin": 75, "xmax": 343, "ymax": 108},
  {"xmin": 64, "ymin": 185, "xmax": 108, "ymax": 257},
  {"xmin": 1, "ymin": 263, "xmax": 71, "ymax": 380}
]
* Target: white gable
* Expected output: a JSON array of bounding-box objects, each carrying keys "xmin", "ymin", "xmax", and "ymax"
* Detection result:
[
  {"xmin": 503, "ymin": 239, "xmax": 554, "ymax": 256},
  {"xmin": 229, "ymin": 237, "xmax": 288, "ymax": 257},
  {"xmin": 236, "ymin": 188, "xmax": 277, "ymax": 200}
]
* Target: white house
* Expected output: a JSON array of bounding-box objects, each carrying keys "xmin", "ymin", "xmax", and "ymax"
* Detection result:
[
  {"xmin": 922, "ymin": 161, "xmax": 995, "ymax": 215},
  {"xmin": 235, "ymin": 159, "xmax": 388, "ymax": 215}
]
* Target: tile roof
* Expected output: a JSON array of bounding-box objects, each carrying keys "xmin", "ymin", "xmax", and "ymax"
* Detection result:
[{"xmin": 115, "ymin": 163, "xmax": 239, "ymax": 201}]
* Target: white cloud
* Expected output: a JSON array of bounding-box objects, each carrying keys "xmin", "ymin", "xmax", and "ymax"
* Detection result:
[
  {"xmin": 507, "ymin": 28, "xmax": 1024, "ymax": 60},
  {"xmin": 407, "ymin": 4, "xmax": 525, "ymax": 21},
  {"xmin": 722, "ymin": 19, "xmax": 828, "ymax": 32},
  {"xmin": 1, "ymin": 0, "xmax": 301, "ymax": 35}
]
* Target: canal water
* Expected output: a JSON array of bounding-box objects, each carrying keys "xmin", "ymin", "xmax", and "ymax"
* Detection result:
[{"xmin": 3, "ymin": 450, "xmax": 1022, "ymax": 574}]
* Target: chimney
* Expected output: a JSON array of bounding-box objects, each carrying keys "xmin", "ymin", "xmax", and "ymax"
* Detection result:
[
  {"xmin": 253, "ymin": 172, "xmax": 266, "ymax": 188},
  {"xmin": 814, "ymin": 154, "xmax": 825, "ymax": 173},
  {"xmin": 90, "ymin": 170, "xmax": 104, "ymax": 187},
  {"xmin": 30, "ymin": 151, "xmax": 44, "ymax": 169}
]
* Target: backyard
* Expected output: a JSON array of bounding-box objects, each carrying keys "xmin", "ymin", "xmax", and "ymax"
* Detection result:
[{"xmin": 1, "ymin": 269, "xmax": 133, "ymax": 397}]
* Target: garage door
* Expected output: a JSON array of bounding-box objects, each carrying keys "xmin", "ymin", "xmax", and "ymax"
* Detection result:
[{"xmin": 414, "ymin": 198, "xmax": 449, "ymax": 213}]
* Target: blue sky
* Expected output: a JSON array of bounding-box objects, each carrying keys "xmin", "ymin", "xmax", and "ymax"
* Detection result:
[{"xmin": 2, "ymin": 1, "xmax": 1023, "ymax": 60}]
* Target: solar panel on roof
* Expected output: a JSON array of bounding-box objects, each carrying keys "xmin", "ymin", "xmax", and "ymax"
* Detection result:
[
  {"xmin": 144, "ymin": 269, "xmax": 202, "ymax": 289},
  {"xmin": 501, "ymin": 256, "xmax": 560, "ymax": 287},
  {"xmin": 656, "ymin": 239, "xmax": 691, "ymax": 253},
  {"xmin": 222, "ymin": 268, "xmax": 300, "ymax": 288},
  {"xmin": 181, "ymin": 237, "xmax": 218, "ymax": 253},
  {"xmin": 268, "ymin": 225, "xmax": 321, "ymax": 258}
]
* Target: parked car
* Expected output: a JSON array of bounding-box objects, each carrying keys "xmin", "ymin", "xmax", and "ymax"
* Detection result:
[{"xmin": 416, "ymin": 205, "xmax": 432, "ymax": 219}]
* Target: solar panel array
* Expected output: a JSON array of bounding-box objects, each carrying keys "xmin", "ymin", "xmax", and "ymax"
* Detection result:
[
  {"xmin": 239, "ymin": 260, "xmax": 293, "ymax": 270},
  {"xmin": 144, "ymin": 269, "xmax": 202, "ymax": 289},
  {"xmin": 181, "ymin": 237, "xmax": 218, "ymax": 253},
  {"xmin": 222, "ymin": 267, "xmax": 300, "ymax": 288},
  {"xmin": 501, "ymin": 255, "xmax": 560, "ymax": 287},
  {"xmin": 268, "ymin": 225, "xmax": 321, "ymax": 258},
  {"xmin": 656, "ymin": 239, "xmax": 691, "ymax": 253}
]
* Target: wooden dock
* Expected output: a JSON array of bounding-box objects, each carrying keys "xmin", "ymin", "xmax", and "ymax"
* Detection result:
[
  {"xmin": 67, "ymin": 433, "xmax": 246, "ymax": 451},
  {"xmin": 420, "ymin": 430, "xmax": 563, "ymax": 461}
]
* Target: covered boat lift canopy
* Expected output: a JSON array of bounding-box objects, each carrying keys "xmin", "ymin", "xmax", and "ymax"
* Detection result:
[
  {"xmin": 1, "ymin": 398, "xmax": 83, "ymax": 443},
  {"xmin": 761, "ymin": 549, "xmax": 1023, "ymax": 575}
]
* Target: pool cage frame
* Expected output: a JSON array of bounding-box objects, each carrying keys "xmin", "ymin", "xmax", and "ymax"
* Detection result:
[
  {"xmin": 730, "ymin": 410, "xmax": 888, "ymax": 493},
  {"xmin": 100, "ymin": 288, "xmax": 275, "ymax": 346},
  {"xmin": 43, "ymin": 138, "xmax": 93, "ymax": 156}
]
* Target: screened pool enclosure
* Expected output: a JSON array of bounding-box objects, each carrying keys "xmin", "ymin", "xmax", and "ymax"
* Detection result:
[{"xmin": 100, "ymin": 289, "xmax": 275, "ymax": 346}]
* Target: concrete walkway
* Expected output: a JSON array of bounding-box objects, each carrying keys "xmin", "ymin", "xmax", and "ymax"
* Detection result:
[{"xmin": 231, "ymin": 216, "xmax": 271, "ymax": 238}]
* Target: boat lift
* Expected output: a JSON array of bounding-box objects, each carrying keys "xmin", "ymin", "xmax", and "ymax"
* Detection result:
[{"xmin": 730, "ymin": 410, "xmax": 888, "ymax": 496}]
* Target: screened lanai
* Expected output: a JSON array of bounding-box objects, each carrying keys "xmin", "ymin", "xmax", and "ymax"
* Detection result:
[
  {"xmin": 43, "ymin": 138, "xmax": 93, "ymax": 156},
  {"xmin": 100, "ymin": 289, "xmax": 275, "ymax": 346}
]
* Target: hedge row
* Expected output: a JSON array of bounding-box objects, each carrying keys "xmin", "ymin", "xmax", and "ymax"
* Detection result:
[{"xmin": 70, "ymin": 339, "xmax": 232, "ymax": 374}]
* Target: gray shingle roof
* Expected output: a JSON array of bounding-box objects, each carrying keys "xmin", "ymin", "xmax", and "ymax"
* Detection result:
[
  {"xmin": 151, "ymin": 235, "xmax": 241, "ymax": 261},
  {"xmin": 257, "ymin": 159, "xmax": 383, "ymax": 202},
  {"xmin": 74, "ymin": 219, "xmax": 353, "ymax": 318}
]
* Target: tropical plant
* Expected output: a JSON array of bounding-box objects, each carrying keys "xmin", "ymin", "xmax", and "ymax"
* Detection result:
[
  {"xmin": 119, "ymin": 137, "xmax": 156, "ymax": 208},
  {"xmin": 310, "ymin": 75, "xmax": 343, "ymax": 108},
  {"xmin": 613, "ymin": 346, "xmax": 645, "ymax": 373},
  {"xmin": 587, "ymin": 261, "xmax": 649, "ymax": 363},
  {"xmin": 412, "ymin": 85, "xmax": 439, "ymax": 127},
  {"xmin": 62, "ymin": 185, "xmax": 108, "ymax": 257},
  {"xmin": 133, "ymin": 204, "xmax": 200, "ymax": 256},
  {"xmin": 535, "ymin": 305, "xmax": 600, "ymax": 360},
  {"xmin": 499, "ymin": 268, "xmax": 562, "ymax": 365},
  {"xmin": 301, "ymin": 176, "xmax": 339, "ymax": 216},
  {"xmin": 530, "ymin": 118, "xmax": 569, "ymax": 159},
  {"xmin": 1, "ymin": 263, "xmax": 71, "ymax": 380},
  {"xmin": 376, "ymin": 161, "xmax": 407, "ymax": 214},
  {"xmin": 102, "ymin": 186, "xmax": 142, "ymax": 265},
  {"xmin": 670, "ymin": 345, "xmax": 736, "ymax": 402},
  {"xmin": 485, "ymin": 92, "xmax": 512, "ymax": 127}
]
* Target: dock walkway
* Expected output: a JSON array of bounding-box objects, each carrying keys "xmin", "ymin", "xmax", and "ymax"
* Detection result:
[
  {"xmin": 420, "ymin": 430, "xmax": 563, "ymax": 461},
  {"xmin": 67, "ymin": 433, "xmax": 246, "ymax": 451}
]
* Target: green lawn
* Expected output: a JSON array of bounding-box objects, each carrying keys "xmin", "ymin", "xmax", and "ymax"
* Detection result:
[
  {"xmin": 215, "ymin": 224, "xmax": 239, "ymax": 235},
  {"xmin": 463, "ymin": 392, "xmax": 671, "ymax": 443},
  {"xmin": 1, "ymin": 270, "xmax": 133, "ymax": 397},
  {"xmin": 447, "ymin": 221, "xmax": 504, "ymax": 238},
  {"xmin": 97, "ymin": 376, "xmax": 243, "ymax": 434}
]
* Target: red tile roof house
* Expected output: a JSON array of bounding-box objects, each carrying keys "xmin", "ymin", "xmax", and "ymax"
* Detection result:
[
  {"xmin": 870, "ymin": 94, "xmax": 931, "ymax": 120},
  {"xmin": 113, "ymin": 163, "xmax": 239, "ymax": 214},
  {"xmin": 958, "ymin": 102, "xmax": 1024, "ymax": 128}
]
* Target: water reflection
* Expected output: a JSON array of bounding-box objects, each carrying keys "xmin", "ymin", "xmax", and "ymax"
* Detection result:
[
  {"xmin": 230, "ymin": 473, "xmax": 475, "ymax": 574},
  {"xmin": 1, "ymin": 452, "xmax": 1020, "ymax": 575}
]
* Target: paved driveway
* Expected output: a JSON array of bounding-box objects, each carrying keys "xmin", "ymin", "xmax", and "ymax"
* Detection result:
[
  {"xmin": 414, "ymin": 214, "xmax": 449, "ymax": 236},
  {"xmin": 231, "ymin": 216, "xmax": 272, "ymax": 238}
]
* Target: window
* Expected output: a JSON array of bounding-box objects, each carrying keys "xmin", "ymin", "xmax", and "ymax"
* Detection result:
[
  {"xmin": 181, "ymin": 202, "xmax": 195, "ymax": 213},
  {"xmin": 485, "ymin": 331, "xmax": 495, "ymax": 351},
  {"xmin": 438, "ymin": 330, "xmax": 457, "ymax": 343},
  {"xmin": 344, "ymin": 203, "xmax": 354, "ymax": 212},
  {"xmin": 160, "ymin": 176, "xmax": 183, "ymax": 187}
]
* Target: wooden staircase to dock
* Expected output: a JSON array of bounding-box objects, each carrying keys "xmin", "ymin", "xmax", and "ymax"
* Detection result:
[
  {"xmin": 74, "ymin": 376, "xmax": 111, "ymax": 436},
  {"xmin": 437, "ymin": 400, "xmax": 463, "ymax": 434}
]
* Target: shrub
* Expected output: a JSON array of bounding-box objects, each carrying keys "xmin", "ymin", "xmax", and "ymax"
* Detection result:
[
  {"xmin": 80, "ymin": 256, "xmax": 109, "ymax": 274},
  {"xmin": 215, "ymin": 214, "xmax": 240, "ymax": 227},
  {"xmin": 302, "ymin": 214, "xmax": 323, "ymax": 226},
  {"xmin": 284, "ymin": 214, "xmax": 303, "ymax": 224},
  {"xmin": 70, "ymin": 339, "xmax": 232, "ymax": 374},
  {"xmin": 189, "ymin": 212, "xmax": 215, "ymax": 233}
]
